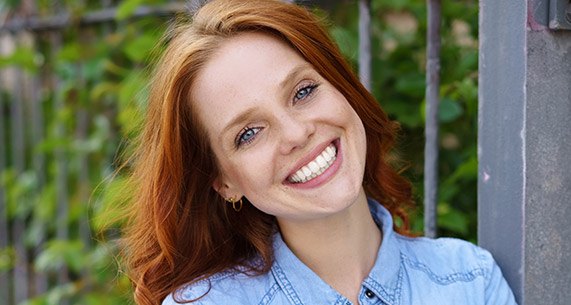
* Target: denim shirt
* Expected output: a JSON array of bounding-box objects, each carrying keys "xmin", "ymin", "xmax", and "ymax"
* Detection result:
[{"xmin": 163, "ymin": 199, "xmax": 517, "ymax": 305}]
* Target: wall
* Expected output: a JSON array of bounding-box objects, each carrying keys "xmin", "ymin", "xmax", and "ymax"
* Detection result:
[{"xmin": 479, "ymin": 0, "xmax": 571, "ymax": 304}]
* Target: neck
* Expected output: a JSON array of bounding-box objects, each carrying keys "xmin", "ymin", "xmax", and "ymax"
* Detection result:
[{"xmin": 277, "ymin": 190, "xmax": 382, "ymax": 303}]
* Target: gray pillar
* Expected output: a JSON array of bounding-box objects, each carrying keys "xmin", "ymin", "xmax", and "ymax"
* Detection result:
[{"xmin": 478, "ymin": 1, "xmax": 571, "ymax": 304}]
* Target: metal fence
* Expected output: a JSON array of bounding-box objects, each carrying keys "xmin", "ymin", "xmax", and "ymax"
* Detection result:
[{"xmin": 0, "ymin": 0, "xmax": 442, "ymax": 304}]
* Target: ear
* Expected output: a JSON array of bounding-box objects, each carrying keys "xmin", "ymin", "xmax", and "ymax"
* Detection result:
[{"xmin": 212, "ymin": 175, "xmax": 242, "ymax": 200}]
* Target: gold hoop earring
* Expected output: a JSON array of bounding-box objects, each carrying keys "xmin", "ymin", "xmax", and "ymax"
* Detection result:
[{"xmin": 226, "ymin": 196, "xmax": 243, "ymax": 212}]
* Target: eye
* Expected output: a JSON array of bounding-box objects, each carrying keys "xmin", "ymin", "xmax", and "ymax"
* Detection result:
[
  {"xmin": 235, "ymin": 126, "xmax": 262, "ymax": 147},
  {"xmin": 293, "ymin": 83, "xmax": 318, "ymax": 103}
]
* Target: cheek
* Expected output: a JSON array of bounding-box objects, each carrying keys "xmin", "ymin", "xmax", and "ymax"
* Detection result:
[
  {"xmin": 340, "ymin": 103, "xmax": 368, "ymax": 162},
  {"xmin": 336, "ymin": 99, "xmax": 366, "ymax": 136},
  {"xmin": 353, "ymin": 112, "xmax": 368, "ymax": 154},
  {"xmin": 326, "ymin": 91, "xmax": 359, "ymax": 123},
  {"xmin": 228, "ymin": 149, "xmax": 277, "ymax": 192}
]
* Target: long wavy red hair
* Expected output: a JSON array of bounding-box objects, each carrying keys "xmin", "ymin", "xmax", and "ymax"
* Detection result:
[{"xmin": 122, "ymin": 1, "xmax": 414, "ymax": 304}]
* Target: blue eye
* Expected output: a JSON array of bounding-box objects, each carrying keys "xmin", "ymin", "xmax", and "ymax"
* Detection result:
[
  {"xmin": 236, "ymin": 127, "xmax": 262, "ymax": 147},
  {"xmin": 294, "ymin": 84, "xmax": 318, "ymax": 103}
]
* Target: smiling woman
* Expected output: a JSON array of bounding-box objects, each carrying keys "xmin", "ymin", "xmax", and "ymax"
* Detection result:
[
  {"xmin": 121, "ymin": 1, "xmax": 517, "ymax": 305},
  {"xmin": 194, "ymin": 32, "xmax": 368, "ymax": 222}
]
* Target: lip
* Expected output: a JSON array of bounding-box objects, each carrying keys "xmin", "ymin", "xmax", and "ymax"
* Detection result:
[{"xmin": 284, "ymin": 138, "xmax": 342, "ymax": 188}]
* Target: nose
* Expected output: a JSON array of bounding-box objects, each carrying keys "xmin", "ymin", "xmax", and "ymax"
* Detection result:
[{"xmin": 278, "ymin": 112, "xmax": 315, "ymax": 155}]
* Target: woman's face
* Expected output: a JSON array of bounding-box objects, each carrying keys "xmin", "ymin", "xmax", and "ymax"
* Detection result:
[{"xmin": 192, "ymin": 32, "xmax": 367, "ymax": 223}]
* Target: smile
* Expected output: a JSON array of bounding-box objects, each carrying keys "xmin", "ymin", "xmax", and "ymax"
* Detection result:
[{"xmin": 287, "ymin": 143, "xmax": 337, "ymax": 183}]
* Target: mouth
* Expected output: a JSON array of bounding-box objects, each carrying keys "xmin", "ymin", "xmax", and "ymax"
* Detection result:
[{"xmin": 287, "ymin": 142, "xmax": 338, "ymax": 184}]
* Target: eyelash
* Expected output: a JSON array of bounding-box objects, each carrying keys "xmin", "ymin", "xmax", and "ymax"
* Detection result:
[
  {"xmin": 234, "ymin": 82, "xmax": 319, "ymax": 148},
  {"xmin": 293, "ymin": 83, "xmax": 319, "ymax": 104},
  {"xmin": 235, "ymin": 126, "xmax": 263, "ymax": 147}
]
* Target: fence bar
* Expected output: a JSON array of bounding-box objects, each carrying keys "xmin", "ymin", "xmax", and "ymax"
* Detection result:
[
  {"xmin": 0, "ymin": 72, "xmax": 10, "ymax": 305},
  {"xmin": 50, "ymin": 31, "xmax": 70, "ymax": 288},
  {"xmin": 10, "ymin": 66, "xmax": 29, "ymax": 304},
  {"xmin": 30, "ymin": 57, "xmax": 48, "ymax": 295},
  {"xmin": 423, "ymin": 0, "xmax": 441, "ymax": 238},
  {"xmin": 358, "ymin": 0, "xmax": 371, "ymax": 91},
  {"xmin": 77, "ymin": 93, "xmax": 92, "ymax": 250},
  {"xmin": 0, "ymin": 2, "xmax": 186, "ymax": 33}
]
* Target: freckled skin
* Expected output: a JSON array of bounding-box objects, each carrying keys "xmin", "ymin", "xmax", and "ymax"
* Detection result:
[{"xmin": 192, "ymin": 32, "xmax": 368, "ymax": 225}]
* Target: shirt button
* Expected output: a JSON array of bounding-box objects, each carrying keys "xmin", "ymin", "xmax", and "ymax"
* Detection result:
[{"xmin": 365, "ymin": 289, "xmax": 374, "ymax": 298}]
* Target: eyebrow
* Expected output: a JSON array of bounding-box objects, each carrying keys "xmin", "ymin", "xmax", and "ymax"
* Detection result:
[
  {"xmin": 219, "ymin": 63, "xmax": 315, "ymax": 141},
  {"xmin": 279, "ymin": 63, "xmax": 314, "ymax": 89},
  {"xmin": 220, "ymin": 107, "xmax": 259, "ymax": 140}
]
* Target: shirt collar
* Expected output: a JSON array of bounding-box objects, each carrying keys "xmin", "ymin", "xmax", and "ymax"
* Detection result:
[
  {"xmin": 270, "ymin": 198, "xmax": 403, "ymax": 305},
  {"xmin": 364, "ymin": 198, "xmax": 403, "ymax": 305},
  {"xmin": 271, "ymin": 233, "xmax": 346, "ymax": 304}
]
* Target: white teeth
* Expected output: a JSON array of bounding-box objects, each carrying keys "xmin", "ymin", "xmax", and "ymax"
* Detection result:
[
  {"xmin": 291, "ymin": 173, "xmax": 300, "ymax": 181},
  {"xmin": 327, "ymin": 146, "xmax": 334, "ymax": 155},
  {"xmin": 323, "ymin": 151, "xmax": 332, "ymax": 162},
  {"xmin": 316, "ymin": 155, "xmax": 327, "ymax": 167},
  {"xmin": 288, "ymin": 143, "xmax": 337, "ymax": 184},
  {"xmin": 308, "ymin": 161, "xmax": 319, "ymax": 172}
]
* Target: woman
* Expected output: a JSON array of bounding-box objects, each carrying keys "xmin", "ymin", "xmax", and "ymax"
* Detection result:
[{"xmin": 122, "ymin": 0, "xmax": 517, "ymax": 304}]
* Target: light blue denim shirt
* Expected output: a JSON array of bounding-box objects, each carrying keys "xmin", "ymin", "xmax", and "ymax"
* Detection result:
[{"xmin": 163, "ymin": 199, "xmax": 517, "ymax": 305}]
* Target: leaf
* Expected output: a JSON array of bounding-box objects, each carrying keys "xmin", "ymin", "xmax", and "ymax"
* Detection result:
[
  {"xmin": 103, "ymin": 58, "xmax": 130, "ymax": 77},
  {"xmin": 395, "ymin": 73, "xmax": 425, "ymax": 98},
  {"xmin": 91, "ymin": 176, "xmax": 131, "ymax": 231},
  {"xmin": 457, "ymin": 50, "xmax": 478, "ymax": 75},
  {"xmin": 0, "ymin": 247, "xmax": 15, "ymax": 271},
  {"xmin": 90, "ymin": 81, "xmax": 119, "ymax": 101},
  {"xmin": 33, "ymin": 184, "xmax": 57, "ymax": 222},
  {"xmin": 438, "ymin": 98, "xmax": 463, "ymax": 123},
  {"xmin": 84, "ymin": 57, "xmax": 106, "ymax": 82},
  {"xmin": 438, "ymin": 203, "xmax": 469, "ymax": 235},
  {"xmin": 117, "ymin": 72, "xmax": 146, "ymax": 135},
  {"xmin": 447, "ymin": 156, "xmax": 478, "ymax": 184},
  {"xmin": 35, "ymin": 240, "xmax": 85, "ymax": 273},
  {"xmin": 0, "ymin": 47, "xmax": 40, "ymax": 72},
  {"xmin": 57, "ymin": 42, "xmax": 82, "ymax": 62},
  {"xmin": 5, "ymin": 171, "xmax": 37, "ymax": 218},
  {"xmin": 124, "ymin": 33, "xmax": 158, "ymax": 63},
  {"xmin": 456, "ymin": 78, "xmax": 478, "ymax": 115},
  {"xmin": 384, "ymin": 97, "xmax": 423, "ymax": 128},
  {"xmin": 330, "ymin": 26, "xmax": 358, "ymax": 62},
  {"xmin": 16, "ymin": 295, "xmax": 49, "ymax": 305},
  {"xmin": 36, "ymin": 137, "xmax": 72, "ymax": 153},
  {"xmin": 116, "ymin": 0, "xmax": 145, "ymax": 20},
  {"xmin": 45, "ymin": 282, "xmax": 77, "ymax": 305},
  {"xmin": 373, "ymin": 0, "xmax": 411, "ymax": 10},
  {"xmin": 438, "ymin": 183, "xmax": 459, "ymax": 202}
]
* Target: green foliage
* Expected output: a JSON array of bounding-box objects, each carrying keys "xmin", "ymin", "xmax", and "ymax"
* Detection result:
[
  {"xmin": 0, "ymin": 247, "xmax": 15, "ymax": 272},
  {"xmin": 0, "ymin": 1, "xmax": 171, "ymax": 304},
  {"xmin": 35, "ymin": 240, "xmax": 85, "ymax": 273},
  {"xmin": 329, "ymin": 0, "xmax": 479, "ymax": 239},
  {"xmin": 0, "ymin": 47, "xmax": 41, "ymax": 72},
  {"xmin": 0, "ymin": 0, "xmax": 479, "ymax": 304},
  {"xmin": 116, "ymin": 0, "xmax": 148, "ymax": 20}
]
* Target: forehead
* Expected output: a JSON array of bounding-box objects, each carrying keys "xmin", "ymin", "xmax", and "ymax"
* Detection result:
[
  {"xmin": 191, "ymin": 32, "xmax": 310, "ymax": 134},
  {"xmin": 193, "ymin": 31, "xmax": 306, "ymax": 97}
]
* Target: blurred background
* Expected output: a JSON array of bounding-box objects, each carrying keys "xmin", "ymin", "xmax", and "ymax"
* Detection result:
[{"xmin": 0, "ymin": 0, "xmax": 478, "ymax": 304}]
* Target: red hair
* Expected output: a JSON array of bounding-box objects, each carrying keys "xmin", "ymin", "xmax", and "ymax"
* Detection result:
[{"xmin": 122, "ymin": 1, "xmax": 414, "ymax": 304}]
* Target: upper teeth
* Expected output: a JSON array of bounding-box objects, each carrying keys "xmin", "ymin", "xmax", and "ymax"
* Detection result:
[{"xmin": 288, "ymin": 144, "xmax": 337, "ymax": 183}]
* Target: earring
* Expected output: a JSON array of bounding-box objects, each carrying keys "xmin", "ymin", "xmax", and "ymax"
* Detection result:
[{"xmin": 226, "ymin": 196, "xmax": 243, "ymax": 212}]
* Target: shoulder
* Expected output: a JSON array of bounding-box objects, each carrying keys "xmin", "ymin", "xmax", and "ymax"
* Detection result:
[
  {"xmin": 395, "ymin": 235, "xmax": 495, "ymax": 283},
  {"xmin": 393, "ymin": 235, "xmax": 517, "ymax": 304},
  {"xmin": 162, "ymin": 268, "xmax": 278, "ymax": 305}
]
